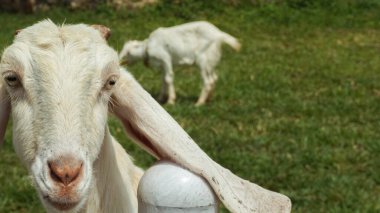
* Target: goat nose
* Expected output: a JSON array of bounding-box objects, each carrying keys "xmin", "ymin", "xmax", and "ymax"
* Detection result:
[{"xmin": 48, "ymin": 157, "xmax": 83, "ymax": 186}]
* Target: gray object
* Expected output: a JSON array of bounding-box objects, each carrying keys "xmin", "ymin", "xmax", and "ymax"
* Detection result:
[{"xmin": 138, "ymin": 161, "xmax": 219, "ymax": 212}]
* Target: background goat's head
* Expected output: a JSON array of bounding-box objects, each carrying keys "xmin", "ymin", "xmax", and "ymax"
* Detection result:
[
  {"xmin": 119, "ymin": 40, "xmax": 146, "ymax": 65},
  {"xmin": 0, "ymin": 20, "xmax": 121, "ymax": 212}
]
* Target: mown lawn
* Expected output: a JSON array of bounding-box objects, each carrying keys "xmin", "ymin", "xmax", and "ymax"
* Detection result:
[{"xmin": 0, "ymin": 2, "xmax": 380, "ymax": 212}]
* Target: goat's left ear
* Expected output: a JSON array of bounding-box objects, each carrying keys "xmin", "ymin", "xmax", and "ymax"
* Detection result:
[
  {"xmin": 0, "ymin": 79, "xmax": 11, "ymax": 147},
  {"xmin": 91, "ymin": 25, "xmax": 111, "ymax": 40},
  {"xmin": 110, "ymin": 68, "xmax": 292, "ymax": 213},
  {"xmin": 109, "ymin": 69, "xmax": 163, "ymax": 159}
]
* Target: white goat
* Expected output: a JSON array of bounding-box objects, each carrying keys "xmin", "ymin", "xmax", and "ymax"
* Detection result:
[
  {"xmin": 0, "ymin": 20, "xmax": 291, "ymax": 213},
  {"xmin": 119, "ymin": 21, "xmax": 241, "ymax": 105}
]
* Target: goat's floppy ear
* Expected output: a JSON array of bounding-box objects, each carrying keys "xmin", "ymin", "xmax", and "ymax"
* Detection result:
[
  {"xmin": 0, "ymin": 79, "xmax": 11, "ymax": 147},
  {"xmin": 91, "ymin": 25, "xmax": 111, "ymax": 40},
  {"xmin": 110, "ymin": 68, "xmax": 292, "ymax": 213}
]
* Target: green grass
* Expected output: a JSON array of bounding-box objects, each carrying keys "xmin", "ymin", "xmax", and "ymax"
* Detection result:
[{"xmin": 1, "ymin": 2, "xmax": 380, "ymax": 212}]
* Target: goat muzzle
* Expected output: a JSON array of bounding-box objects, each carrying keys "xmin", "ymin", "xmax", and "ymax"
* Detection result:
[{"xmin": 48, "ymin": 156, "xmax": 83, "ymax": 186}]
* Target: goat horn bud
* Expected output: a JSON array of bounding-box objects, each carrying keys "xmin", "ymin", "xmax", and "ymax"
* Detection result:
[
  {"xmin": 91, "ymin": 24, "xmax": 111, "ymax": 40},
  {"xmin": 14, "ymin": 29, "xmax": 22, "ymax": 36}
]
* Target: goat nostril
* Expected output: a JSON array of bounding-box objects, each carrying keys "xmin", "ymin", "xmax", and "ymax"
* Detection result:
[
  {"xmin": 48, "ymin": 162, "xmax": 62, "ymax": 183},
  {"xmin": 48, "ymin": 159, "xmax": 83, "ymax": 186}
]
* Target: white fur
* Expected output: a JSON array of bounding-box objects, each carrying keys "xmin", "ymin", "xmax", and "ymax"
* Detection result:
[
  {"xmin": 0, "ymin": 20, "xmax": 142, "ymax": 213},
  {"xmin": 119, "ymin": 21, "xmax": 241, "ymax": 105}
]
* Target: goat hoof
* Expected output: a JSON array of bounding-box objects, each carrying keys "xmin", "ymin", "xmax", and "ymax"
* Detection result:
[
  {"xmin": 158, "ymin": 97, "xmax": 168, "ymax": 104},
  {"xmin": 167, "ymin": 100, "xmax": 175, "ymax": 105},
  {"xmin": 195, "ymin": 102, "xmax": 204, "ymax": 107}
]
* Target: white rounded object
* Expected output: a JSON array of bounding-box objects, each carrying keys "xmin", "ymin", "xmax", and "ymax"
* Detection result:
[{"xmin": 138, "ymin": 160, "xmax": 219, "ymax": 213}]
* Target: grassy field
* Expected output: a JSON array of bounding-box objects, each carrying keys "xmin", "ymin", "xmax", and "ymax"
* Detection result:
[{"xmin": 0, "ymin": 1, "xmax": 380, "ymax": 212}]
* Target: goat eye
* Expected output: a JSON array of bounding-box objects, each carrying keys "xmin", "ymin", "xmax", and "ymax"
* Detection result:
[
  {"xmin": 104, "ymin": 76, "xmax": 118, "ymax": 90},
  {"xmin": 109, "ymin": 79, "xmax": 116, "ymax": 86},
  {"xmin": 3, "ymin": 72, "xmax": 21, "ymax": 87}
]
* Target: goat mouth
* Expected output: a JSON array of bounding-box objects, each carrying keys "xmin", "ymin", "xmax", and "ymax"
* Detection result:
[{"xmin": 45, "ymin": 197, "xmax": 79, "ymax": 211}]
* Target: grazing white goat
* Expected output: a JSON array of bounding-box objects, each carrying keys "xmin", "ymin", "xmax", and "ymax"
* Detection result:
[
  {"xmin": 0, "ymin": 20, "xmax": 291, "ymax": 213},
  {"xmin": 119, "ymin": 21, "xmax": 241, "ymax": 105}
]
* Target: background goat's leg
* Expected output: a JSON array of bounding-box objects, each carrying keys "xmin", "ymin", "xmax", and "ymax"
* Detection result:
[
  {"xmin": 158, "ymin": 70, "xmax": 168, "ymax": 104},
  {"xmin": 162, "ymin": 61, "xmax": 176, "ymax": 105},
  {"xmin": 196, "ymin": 62, "xmax": 213, "ymax": 106}
]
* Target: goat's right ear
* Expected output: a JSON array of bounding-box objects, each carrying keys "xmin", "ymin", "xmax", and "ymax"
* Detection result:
[{"xmin": 0, "ymin": 79, "xmax": 11, "ymax": 147}]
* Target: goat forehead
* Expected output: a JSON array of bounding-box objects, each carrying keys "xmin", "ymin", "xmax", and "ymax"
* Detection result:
[
  {"xmin": 28, "ymin": 41, "xmax": 100, "ymax": 84},
  {"xmin": 10, "ymin": 21, "xmax": 110, "ymax": 100},
  {"xmin": 16, "ymin": 20, "xmax": 105, "ymax": 51},
  {"xmin": 14, "ymin": 20, "xmax": 108, "ymax": 77},
  {"xmin": 24, "ymin": 43, "xmax": 101, "ymax": 104},
  {"xmin": 23, "ymin": 26, "xmax": 100, "ymax": 76}
]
